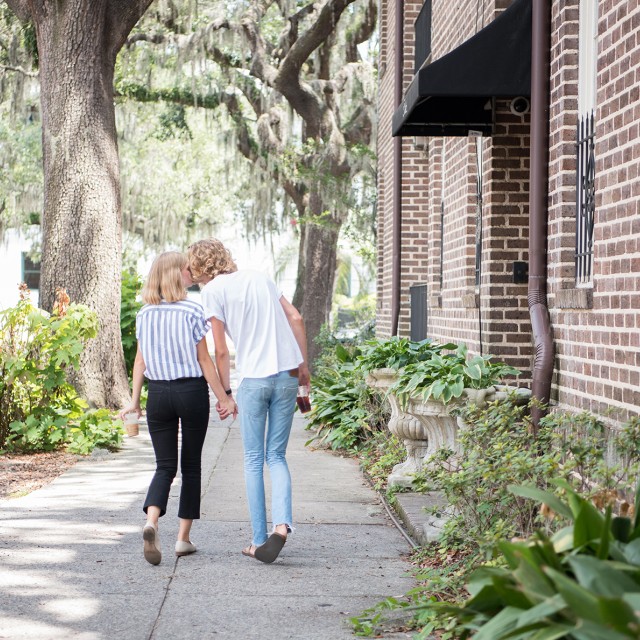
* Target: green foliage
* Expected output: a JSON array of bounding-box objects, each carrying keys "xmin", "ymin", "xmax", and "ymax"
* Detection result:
[
  {"xmin": 65, "ymin": 409, "xmax": 123, "ymax": 455},
  {"xmin": 424, "ymin": 480, "xmax": 640, "ymax": 639},
  {"xmin": 414, "ymin": 398, "xmax": 564, "ymax": 553},
  {"xmin": 405, "ymin": 405, "xmax": 640, "ymax": 638},
  {"xmin": 0, "ymin": 104, "xmax": 43, "ymax": 228},
  {"xmin": 391, "ymin": 344, "xmax": 520, "ymax": 406},
  {"xmin": 306, "ymin": 339, "xmax": 388, "ymax": 452},
  {"xmin": 120, "ymin": 269, "xmax": 143, "ymax": 377},
  {"xmin": 0, "ymin": 288, "xmax": 122, "ymax": 454},
  {"xmin": 540, "ymin": 411, "xmax": 640, "ymax": 496},
  {"xmin": 155, "ymin": 103, "xmax": 192, "ymax": 141},
  {"xmin": 358, "ymin": 430, "xmax": 405, "ymax": 491},
  {"xmin": 356, "ymin": 336, "xmax": 448, "ymax": 372}
]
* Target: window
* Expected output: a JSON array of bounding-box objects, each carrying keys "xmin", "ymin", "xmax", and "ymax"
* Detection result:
[
  {"xmin": 22, "ymin": 253, "xmax": 40, "ymax": 291},
  {"xmin": 414, "ymin": 0, "xmax": 432, "ymax": 72},
  {"xmin": 575, "ymin": 0, "xmax": 598, "ymax": 285}
]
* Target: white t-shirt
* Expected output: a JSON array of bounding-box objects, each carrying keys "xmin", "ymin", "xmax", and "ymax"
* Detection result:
[{"xmin": 200, "ymin": 270, "xmax": 303, "ymax": 383}]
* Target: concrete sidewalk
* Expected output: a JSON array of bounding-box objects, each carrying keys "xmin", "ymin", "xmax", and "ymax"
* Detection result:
[{"xmin": 0, "ymin": 410, "xmax": 416, "ymax": 639}]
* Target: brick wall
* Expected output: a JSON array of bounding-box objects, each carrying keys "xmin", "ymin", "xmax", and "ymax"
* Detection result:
[
  {"xmin": 377, "ymin": 0, "xmax": 640, "ymax": 422},
  {"xmin": 548, "ymin": 0, "xmax": 640, "ymax": 421},
  {"xmin": 376, "ymin": 0, "xmax": 533, "ymax": 380}
]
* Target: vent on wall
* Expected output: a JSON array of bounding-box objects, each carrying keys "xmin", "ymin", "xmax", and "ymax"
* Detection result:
[{"xmin": 410, "ymin": 284, "xmax": 428, "ymax": 340}]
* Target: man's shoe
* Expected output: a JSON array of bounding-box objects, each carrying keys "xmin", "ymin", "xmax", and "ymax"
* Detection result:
[{"xmin": 254, "ymin": 532, "xmax": 286, "ymax": 564}]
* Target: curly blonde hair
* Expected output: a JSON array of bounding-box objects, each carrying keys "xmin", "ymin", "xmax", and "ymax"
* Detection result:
[
  {"xmin": 141, "ymin": 251, "xmax": 188, "ymax": 305},
  {"xmin": 188, "ymin": 238, "xmax": 238, "ymax": 282}
]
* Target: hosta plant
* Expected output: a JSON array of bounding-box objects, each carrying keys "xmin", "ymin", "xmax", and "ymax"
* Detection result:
[
  {"xmin": 425, "ymin": 479, "xmax": 640, "ymax": 639},
  {"xmin": 356, "ymin": 336, "xmax": 452, "ymax": 373},
  {"xmin": 391, "ymin": 344, "xmax": 519, "ymax": 406}
]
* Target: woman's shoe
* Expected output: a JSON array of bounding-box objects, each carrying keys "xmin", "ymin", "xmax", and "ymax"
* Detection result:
[
  {"xmin": 143, "ymin": 524, "xmax": 161, "ymax": 565},
  {"xmin": 175, "ymin": 540, "xmax": 197, "ymax": 557}
]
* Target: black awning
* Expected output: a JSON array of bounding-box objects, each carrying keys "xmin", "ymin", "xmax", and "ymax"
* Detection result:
[{"xmin": 392, "ymin": 0, "xmax": 531, "ymax": 137}]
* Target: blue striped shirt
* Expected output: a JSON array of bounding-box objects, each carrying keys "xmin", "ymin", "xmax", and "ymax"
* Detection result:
[{"xmin": 136, "ymin": 299, "xmax": 210, "ymax": 380}]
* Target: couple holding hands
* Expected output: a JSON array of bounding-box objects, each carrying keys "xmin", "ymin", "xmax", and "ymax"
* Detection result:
[{"xmin": 120, "ymin": 238, "xmax": 310, "ymax": 566}]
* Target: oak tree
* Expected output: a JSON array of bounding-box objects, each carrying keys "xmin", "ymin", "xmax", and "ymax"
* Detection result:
[{"xmin": 3, "ymin": 0, "xmax": 154, "ymax": 406}]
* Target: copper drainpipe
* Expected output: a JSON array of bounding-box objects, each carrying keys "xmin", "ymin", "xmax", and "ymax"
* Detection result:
[
  {"xmin": 391, "ymin": 0, "xmax": 404, "ymax": 335},
  {"xmin": 528, "ymin": 0, "xmax": 554, "ymax": 431}
]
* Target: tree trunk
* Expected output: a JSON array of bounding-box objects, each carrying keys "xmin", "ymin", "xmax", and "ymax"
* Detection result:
[
  {"xmin": 296, "ymin": 190, "xmax": 340, "ymax": 367},
  {"xmin": 35, "ymin": 6, "xmax": 129, "ymax": 407}
]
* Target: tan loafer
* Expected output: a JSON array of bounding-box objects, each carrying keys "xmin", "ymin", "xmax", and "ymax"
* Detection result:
[
  {"xmin": 175, "ymin": 540, "xmax": 197, "ymax": 557},
  {"xmin": 143, "ymin": 524, "xmax": 161, "ymax": 565}
]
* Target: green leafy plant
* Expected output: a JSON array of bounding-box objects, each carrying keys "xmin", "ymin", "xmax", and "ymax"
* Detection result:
[
  {"xmin": 358, "ymin": 430, "xmax": 405, "ymax": 491},
  {"xmin": 391, "ymin": 344, "xmax": 519, "ymax": 406},
  {"xmin": 66, "ymin": 408, "xmax": 123, "ymax": 455},
  {"xmin": 414, "ymin": 398, "xmax": 564, "ymax": 553},
  {"xmin": 307, "ymin": 340, "xmax": 388, "ymax": 452},
  {"xmin": 424, "ymin": 479, "xmax": 640, "ymax": 639},
  {"xmin": 0, "ymin": 285, "xmax": 121, "ymax": 454},
  {"xmin": 120, "ymin": 269, "xmax": 143, "ymax": 377},
  {"xmin": 356, "ymin": 336, "xmax": 449, "ymax": 372}
]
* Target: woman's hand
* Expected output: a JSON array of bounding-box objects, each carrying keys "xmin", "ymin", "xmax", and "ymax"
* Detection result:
[
  {"xmin": 119, "ymin": 405, "xmax": 142, "ymax": 421},
  {"xmin": 217, "ymin": 396, "xmax": 238, "ymax": 420}
]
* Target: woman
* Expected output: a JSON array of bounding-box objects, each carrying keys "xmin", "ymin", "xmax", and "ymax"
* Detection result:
[
  {"xmin": 120, "ymin": 251, "xmax": 237, "ymax": 565},
  {"xmin": 188, "ymin": 238, "xmax": 310, "ymax": 564}
]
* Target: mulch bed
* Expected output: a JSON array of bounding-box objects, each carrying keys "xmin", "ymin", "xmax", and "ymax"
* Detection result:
[{"xmin": 0, "ymin": 451, "xmax": 78, "ymax": 499}]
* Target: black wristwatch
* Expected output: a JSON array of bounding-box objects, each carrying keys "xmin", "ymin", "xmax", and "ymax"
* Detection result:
[{"xmin": 225, "ymin": 389, "xmax": 233, "ymax": 396}]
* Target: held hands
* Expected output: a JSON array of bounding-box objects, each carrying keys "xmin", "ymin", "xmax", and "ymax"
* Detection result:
[{"xmin": 217, "ymin": 396, "xmax": 238, "ymax": 420}]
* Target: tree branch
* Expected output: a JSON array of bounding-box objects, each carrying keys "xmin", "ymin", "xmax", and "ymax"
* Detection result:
[
  {"xmin": 239, "ymin": 5, "xmax": 279, "ymax": 86},
  {"xmin": 125, "ymin": 32, "xmax": 166, "ymax": 48},
  {"xmin": 3, "ymin": 0, "xmax": 31, "ymax": 22},
  {"xmin": 345, "ymin": 0, "xmax": 377, "ymax": 63},
  {"xmin": 0, "ymin": 63, "xmax": 38, "ymax": 77},
  {"xmin": 107, "ymin": 0, "xmax": 156, "ymax": 54},
  {"xmin": 278, "ymin": 0, "xmax": 354, "ymax": 81}
]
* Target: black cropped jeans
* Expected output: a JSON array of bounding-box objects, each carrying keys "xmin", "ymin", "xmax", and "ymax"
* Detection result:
[{"xmin": 143, "ymin": 377, "xmax": 210, "ymax": 520}]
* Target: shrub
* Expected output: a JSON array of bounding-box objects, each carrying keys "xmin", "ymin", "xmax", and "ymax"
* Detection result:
[
  {"xmin": 307, "ymin": 335, "xmax": 388, "ymax": 452},
  {"xmin": 414, "ymin": 397, "xmax": 564, "ymax": 553},
  {"xmin": 66, "ymin": 408, "xmax": 123, "ymax": 455},
  {"xmin": 120, "ymin": 269, "xmax": 143, "ymax": 377},
  {"xmin": 424, "ymin": 480, "xmax": 640, "ymax": 639},
  {"xmin": 0, "ymin": 285, "xmax": 123, "ymax": 453}
]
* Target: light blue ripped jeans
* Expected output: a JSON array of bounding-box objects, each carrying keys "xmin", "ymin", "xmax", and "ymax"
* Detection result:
[{"xmin": 236, "ymin": 370, "xmax": 298, "ymax": 546}]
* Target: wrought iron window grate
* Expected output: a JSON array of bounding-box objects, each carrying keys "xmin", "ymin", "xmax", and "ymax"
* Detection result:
[{"xmin": 575, "ymin": 111, "xmax": 595, "ymax": 284}]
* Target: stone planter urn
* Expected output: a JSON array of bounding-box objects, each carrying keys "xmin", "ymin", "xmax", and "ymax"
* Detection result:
[
  {"xmin": 455, "ymin": 385, "xmax": 532, "ymax": 432},
  {"xmin": 367, "ymin": 369, "xmax": 531, "ymax": 488},
  {"xmin": 366, "ymin": 368, "xmax": 456, "ymax": 488},
  {"xmin": 366, "ymin": 368, "xmax": 424, "ymax": 488}
]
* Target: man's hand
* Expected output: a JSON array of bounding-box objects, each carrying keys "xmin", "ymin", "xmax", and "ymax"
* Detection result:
[
  {"xmin": 297, "ymin": 363, "xmax": 311, "ymax": 387},
  {"xmin": 217, "ymin": 397, "xmax": 238, "ymax": 420}
]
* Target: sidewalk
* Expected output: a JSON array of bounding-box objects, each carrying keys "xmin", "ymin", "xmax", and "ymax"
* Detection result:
[{"xmin": 0, "ymin": 409, "xmax": 416, "ymax": 639}]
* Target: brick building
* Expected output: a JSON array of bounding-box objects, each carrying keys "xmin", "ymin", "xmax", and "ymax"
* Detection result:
[{"xmin": 376, "ymin": 0, "xmax": 640, "ymax": 422}]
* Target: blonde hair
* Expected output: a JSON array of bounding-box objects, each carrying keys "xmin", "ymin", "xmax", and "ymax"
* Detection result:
[
  {"xmin": 188, "ymin": 238, "xmax": 238, "ymax": 282},
  {"xmin": 141, "ymin": 252, "xmax": 188, "ymax": 305}
]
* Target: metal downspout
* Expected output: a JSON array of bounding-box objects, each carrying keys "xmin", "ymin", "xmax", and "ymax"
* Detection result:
[
  {"xmin": 528, "ymin": 0, "xmax": 555, "ymax": 430},
  {"xmin": 391, "ymin": 0, "xmax": 404, "ymax": 336}
]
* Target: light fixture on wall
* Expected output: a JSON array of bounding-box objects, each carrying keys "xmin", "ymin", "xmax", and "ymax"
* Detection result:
[
  {"xmin": 413, "ymin": 136, "xmax": 428, "ymax": 150},
  {"xmin": 509, "ymin": 96, "xmax": 530, "ymax": 115}
]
